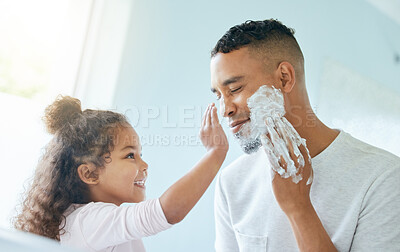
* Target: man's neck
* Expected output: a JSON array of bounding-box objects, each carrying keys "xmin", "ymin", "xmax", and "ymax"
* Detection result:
[{"xmin": 287, "ymin": 112, "xmax": 339, "ymax": 158}]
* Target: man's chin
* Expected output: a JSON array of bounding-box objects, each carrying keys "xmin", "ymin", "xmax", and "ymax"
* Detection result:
[
  {"xmin": 234, "ymin": 134, "xmax": 262, "ymax": 154},
  {"xmin": 233, "ymin": 121, "xmax": 262, "ymax": 154},
  {"xmin": 242, "ymin": 138, "xmax": 262, "ymax": 154}
]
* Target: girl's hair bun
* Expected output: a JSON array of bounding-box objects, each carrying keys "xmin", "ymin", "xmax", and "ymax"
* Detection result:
[{"xmin": 43, "ymin": 95, "xmax": 82, "ymax": 134}]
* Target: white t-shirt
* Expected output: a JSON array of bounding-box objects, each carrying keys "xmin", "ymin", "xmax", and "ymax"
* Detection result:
[
  {"xmin": 60, "ymin": 198, "xmax": 172, "ymax": 252},
  {"xmin": 214, "ymin": 131, "xmax": 400, "ymax": 252}
]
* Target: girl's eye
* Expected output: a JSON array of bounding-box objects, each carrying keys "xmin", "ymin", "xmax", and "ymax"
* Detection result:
[{"xmin": 126, "ymin": 153, "xmax": 135, "ymax": 159}]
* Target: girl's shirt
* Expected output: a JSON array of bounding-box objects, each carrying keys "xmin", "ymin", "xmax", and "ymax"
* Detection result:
[{"xmin": 60, "ymin": 198, "xmax": 172, "ymax": 252}]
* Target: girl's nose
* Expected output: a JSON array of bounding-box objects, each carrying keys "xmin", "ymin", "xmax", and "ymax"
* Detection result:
[{"xmin": 141, "ymin": 159, "xmax": 148, "ymax": 171}]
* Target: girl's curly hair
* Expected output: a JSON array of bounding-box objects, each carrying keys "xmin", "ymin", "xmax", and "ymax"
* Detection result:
[{"xmin": 13, "ymin": 95, "xmax": 129, "ymax": 240}]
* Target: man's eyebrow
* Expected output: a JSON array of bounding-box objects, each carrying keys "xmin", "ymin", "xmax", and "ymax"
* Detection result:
[
  {"xmin": 211, "ymin": 76, "xmax": 245, "ymax": 93},
  {"xmin": 222, "ymin": 76, "xmax": 244, "ymax": 86}
]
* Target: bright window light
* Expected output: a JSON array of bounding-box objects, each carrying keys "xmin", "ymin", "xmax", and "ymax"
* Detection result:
[
  {"xmin": 0, "ymin": 0, "xmax": 92, "ymax": 102},
  {"xmin": 0, "ymin": 0, "xmax": 92, "ymax": 229}
]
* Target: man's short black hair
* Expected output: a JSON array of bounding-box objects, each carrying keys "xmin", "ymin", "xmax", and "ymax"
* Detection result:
[
  {"xmin": 211, "ymin": 19, "xmax": 296, "ymax": 56},
  {"xmin": 211, "ymin": 19, "xmax": 304, "ymax": 74}
]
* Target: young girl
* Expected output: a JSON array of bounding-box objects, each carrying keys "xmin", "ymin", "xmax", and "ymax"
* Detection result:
[{"xmin": 14, "ymin": 96, "xmax": 228, "ymax": 252}]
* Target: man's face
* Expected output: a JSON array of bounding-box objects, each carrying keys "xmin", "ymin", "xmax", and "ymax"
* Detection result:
[{"xmin": 210, "ymin": 47, "xmax": 278, "ymax": 153}]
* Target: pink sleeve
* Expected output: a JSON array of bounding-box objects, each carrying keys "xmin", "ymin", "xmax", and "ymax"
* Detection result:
[{"xmin": 77, "ymin": 198, "xmax": 172, "ymax": 250}]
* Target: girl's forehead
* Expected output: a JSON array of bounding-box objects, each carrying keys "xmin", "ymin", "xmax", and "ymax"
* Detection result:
[{"xmin": 115, "ymin": 126, "xmax": 141, "ymax": 149}]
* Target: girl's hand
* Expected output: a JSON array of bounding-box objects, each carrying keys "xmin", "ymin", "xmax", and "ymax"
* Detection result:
[
  {"xmin": 159, "ymin": 103, "xmax": 228, "ymax": 224},
  {"xmin": 200, "ymin": 103, "xmax": 229, "ymax": 155}
]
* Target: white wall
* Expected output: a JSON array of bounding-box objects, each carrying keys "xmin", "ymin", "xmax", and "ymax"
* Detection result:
[{"xmin": 112, "ymin": 0, "xmax": 400, "ymax": 251}]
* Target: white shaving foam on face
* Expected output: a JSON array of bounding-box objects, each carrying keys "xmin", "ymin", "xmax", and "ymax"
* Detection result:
[{"xmin": 246, "ymin": 85, "xmax": 313, "ymax": 184}]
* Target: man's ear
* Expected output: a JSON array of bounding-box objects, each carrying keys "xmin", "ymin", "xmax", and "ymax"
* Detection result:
[
  {"xmin": 77, "ymin": 163, "xmax": 100, "ymax": 185},
  {"xmin": 277, "ymin": 62, "xmax": 296, "ymax": 93}
]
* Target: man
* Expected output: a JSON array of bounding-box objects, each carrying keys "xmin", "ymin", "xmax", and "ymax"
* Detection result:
[{"xmin": 211, "ymin": 19, "xmax": 400, "ymax": 252}]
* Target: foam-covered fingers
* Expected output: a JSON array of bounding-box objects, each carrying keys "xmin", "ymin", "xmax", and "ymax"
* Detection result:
[
  {"xmin": 265, "ymin": 150, "xmax": 282, "ymax": 175},
  {"xmin": 286, "ymin": 139, "xmax": 303, "ymax": 173},
  {"xmin": 261, "ymin": 134, "xmax": 280, "ymax": 162},
  {"xmin": 274, "ymin": 117, "xmax": 289, "ymax": 143},
  {"xmin": 299, "ymin": 143, "xmax": 311, "ymax": 165},
  {"xmin": 266, "ymin": 118, "xmax": 283, "ymax": 145},
  {"xmin": 261, "ymin": 134, "xmax": 274, "ymax": 148},
  {"xmin": 265, "ymin": 116, "xmax": 275, "ymax": 130},
  {"xmin": 261, "ymin": 135, "xmax": 284, "ymax": 175},
  {"xmin": 278, "ymin": 155, "xmax": 288, "ymax": 171},
  {"xmin": 272, "ymin": 117, "xmax": 285, "ymax": 139},
  {"xmin": 261, "ymin": 134, "xmax": 282, "ymax": 164},
  {"xmin": 286, "ymin": 140, "xmax": 297, "ymax": 165}
]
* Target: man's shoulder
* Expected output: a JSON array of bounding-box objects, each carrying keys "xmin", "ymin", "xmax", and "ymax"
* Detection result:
[
  {"xmin": 342, "ymin": 132, "xmax": 400, "ymax": 168},
  {"xmin": 321, "ymin": 132, "xmax": 400, "ymax": 188}
]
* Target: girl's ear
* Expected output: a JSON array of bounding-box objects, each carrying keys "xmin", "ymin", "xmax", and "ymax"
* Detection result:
[{"xmin": 77, "ymin": 163, "xmax": 100, "ymax": 185}]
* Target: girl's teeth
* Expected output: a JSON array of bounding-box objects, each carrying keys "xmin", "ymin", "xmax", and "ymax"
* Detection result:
[{"xmin": 134, "ymin": 181, "xmax": 145, "ymax": 186}]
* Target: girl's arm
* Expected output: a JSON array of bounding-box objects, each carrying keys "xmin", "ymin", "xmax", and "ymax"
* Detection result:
[{"xmin": 159, "ymin": 103, "xmax": 228, "ymax": 224}]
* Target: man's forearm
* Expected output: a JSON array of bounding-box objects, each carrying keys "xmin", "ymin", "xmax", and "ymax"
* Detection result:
[{"xmin": 287, "ymin": 204, "xmax": 337, "ymax": 252}]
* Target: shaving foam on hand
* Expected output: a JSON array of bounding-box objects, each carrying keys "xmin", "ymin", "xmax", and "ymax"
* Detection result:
[{"xmin": 247, "ymin": 85, "xmax": 313, "ymax": 184}]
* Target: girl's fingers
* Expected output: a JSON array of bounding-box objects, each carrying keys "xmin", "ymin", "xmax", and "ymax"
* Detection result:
[
  {"xmin": 202, "ymin": 105, "xmax": 210, "ymax": 128},
  {"xmin": 205, "ymin": 104, "xmax": 212, "ymax": 126},
  {"xmin": 201, "ymin": 106, "xmax": 206, "ymax": 127},
  {"xmin": 211, "ymin": 105, "xmax": 219, "ymax": 125}
]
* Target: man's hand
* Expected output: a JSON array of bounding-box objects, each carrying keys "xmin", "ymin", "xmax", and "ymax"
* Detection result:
[
  {"xmin": 261, "ymin": 118, "xmax": 337, "ymax": 252},
  {"xmin": 271, "ymin": 143, "xmax": 313, "ymax": 216}
]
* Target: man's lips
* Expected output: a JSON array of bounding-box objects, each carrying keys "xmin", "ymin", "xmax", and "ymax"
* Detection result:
[{"xmin": 229, "ymin": 119, "xmax": 250, "ymax": 133}]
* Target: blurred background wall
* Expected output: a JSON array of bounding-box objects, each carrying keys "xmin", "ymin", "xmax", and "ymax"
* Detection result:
[{"xmin": 1, "ymin": 0, "xmax": 399, "ymax": 251}]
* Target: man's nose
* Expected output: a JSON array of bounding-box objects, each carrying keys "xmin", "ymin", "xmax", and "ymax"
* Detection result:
[{"xmin": 220, "ymin": 96, "xmax": 236, "ymax": 117}]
